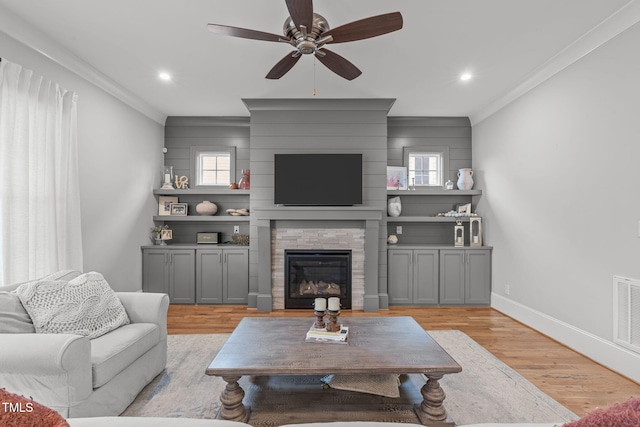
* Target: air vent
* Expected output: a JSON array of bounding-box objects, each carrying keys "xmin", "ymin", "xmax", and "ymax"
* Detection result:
[{"xmin": 613, "ymin": 276, "xmax": 640, "ymax": 354}]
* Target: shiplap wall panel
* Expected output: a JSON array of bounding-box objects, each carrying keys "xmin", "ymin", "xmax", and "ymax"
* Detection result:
[{"xmin": 245, "ymin": 99, "xmax": 392, "ymax": 311}]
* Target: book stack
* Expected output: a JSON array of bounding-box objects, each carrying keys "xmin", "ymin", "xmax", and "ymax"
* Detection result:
[{"xmin": 305, "ymin": 324, "xmax": 349, "ymax": 344}]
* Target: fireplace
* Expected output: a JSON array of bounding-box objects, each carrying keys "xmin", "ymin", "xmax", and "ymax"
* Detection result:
[{"xmin": 284, "ymin": 249, "xmax": 352, "ymax": 309}]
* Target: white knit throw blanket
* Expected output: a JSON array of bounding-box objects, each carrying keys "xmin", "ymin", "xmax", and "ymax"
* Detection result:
[{"xmin": 16, "ymin": 271, "xmax": 130, "ymax": 338}]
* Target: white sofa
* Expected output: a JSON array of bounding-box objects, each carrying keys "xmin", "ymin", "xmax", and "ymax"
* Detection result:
[{"xmin": 0, "ymin": 280, "xmax": 170, "ymax": 418}]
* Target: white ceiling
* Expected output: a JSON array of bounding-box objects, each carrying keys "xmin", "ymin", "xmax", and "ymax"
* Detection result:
[{"xmin": 0, "ymin": 0, "xmax": 638, "ymax": 124}]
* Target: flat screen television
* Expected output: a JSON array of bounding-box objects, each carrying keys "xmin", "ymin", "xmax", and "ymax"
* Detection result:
[{"xmin": 274, "ymin": 154, "xmax": 363, "ymax": 206}]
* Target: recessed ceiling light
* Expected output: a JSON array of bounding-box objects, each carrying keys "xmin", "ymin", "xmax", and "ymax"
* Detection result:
[
  {"xmin": 159, "ymin": 72, "xmax": 171, "ymax": 81},
  {"xmin": 460, "ymin": 72, "xmax": 473, "ymax": 82}
]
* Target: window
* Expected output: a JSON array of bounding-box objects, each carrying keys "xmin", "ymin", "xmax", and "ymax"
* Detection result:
[
  {"xmin": 190, "ymin": 146, "xmax": 236, "ymax": 187},
  {"xmin": 404, "ymin": 147, "xmax": 450, "ymax": 188}
]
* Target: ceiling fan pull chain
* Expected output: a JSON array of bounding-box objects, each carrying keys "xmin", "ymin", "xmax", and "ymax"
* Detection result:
[{"xmin": 313, "ymin": 57, "xmax": 317, "ymax": 96}]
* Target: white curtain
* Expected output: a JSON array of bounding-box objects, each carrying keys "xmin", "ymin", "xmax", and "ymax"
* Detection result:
[{"xmin": 0, "ymin": 59, "xmax": 83, "ymax": 285}]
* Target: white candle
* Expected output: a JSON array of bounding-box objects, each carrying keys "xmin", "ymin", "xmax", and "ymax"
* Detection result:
[
  {"xmin": 164, "ymin": 173, "xmax": 171, "ymax": 184},
  {"xmin": 314, "ymin": 298, "xmax": 326, "ymax": 311},
  {"xmin": 473, "ymin": 236, "xmax": 479, "ymax": 243},
  {"xmin": 328, "ymin": 297, "xmax": 340, "ymax": 311}
]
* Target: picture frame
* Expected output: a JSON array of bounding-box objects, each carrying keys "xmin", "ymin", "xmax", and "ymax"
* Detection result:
[
  {"xmin": 386, "ymin": 166, "xmax": 408, "ymax": 190},
  {"xmin": 160, "ymin": 229, "xmax": 173, "ymax": 240},
  {"xmin": 158, "ymin": 196, "xmax": 179, "ymax": 216},
  {"xmin": 457, "ymin": 203, "xmax": 472, "ymax": 214},
  {"xmin": 170, "ymin": 202, "xmax": 188, "ymax": 216}
]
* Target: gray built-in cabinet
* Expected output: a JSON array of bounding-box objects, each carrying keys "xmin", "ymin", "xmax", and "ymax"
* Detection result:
[
  {"xmin": 196, "ymin": 248, "xmax": 249, "ymax": 304},
  {"xmin": 439, "ymin": 249, "xmax": 492, "ymax": 305},
  {"xmin": 388, "ymin": 247, "xmax": 491, "ymax": 306},
  {"xmin": 143, "ymin": 246, "xmax": 249, "ymax": 304},
  {"xmin": 388, "ymin": 249, "xmax": 439, "ymax": 305}
]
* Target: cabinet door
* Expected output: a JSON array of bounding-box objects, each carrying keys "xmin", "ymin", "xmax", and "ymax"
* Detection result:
[
  {"xmin": 196, "ymin": 249, "xmax": 223, "ymax": 304},
  {"xmin": 142, "ymin": 249, "xmax": 169, "ymax": 295},
  {"xmin": 223, "ymin": 249, "xmax": 249, "ymax": 304},
  {"xmin": 414, "ymin": 250, "xmax": 439, "ymax": 305},
  {"xmin": 465, "ymin": 250, "xmax": 492, "ymax": 304},
  {"xmin": 388, "ymin": 249, "xmax": 413, "ymax": 305},
  {"xmin": 168, "ymin": 250, "xmax": 195, "ymax": 304},
  {"xmin": 439, "ymin": 250, "xmax": 465, "ymax": 305}
]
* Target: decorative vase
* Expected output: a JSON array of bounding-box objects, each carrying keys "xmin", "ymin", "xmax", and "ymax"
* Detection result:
[
  {"xmin": 161, "ymin": 166, "xmax": 174, "ymax": 189},
  {"xmin": 456, "ymin": 168, "xmax": 474, "ymax": 190},
  {"xmin": 387, "ymin": 234, "xmax": 398, "ymax": 244},
  {"xmin": 387, "ymin": 196, "xmax": 402, "ymax": 217},
  {"xmin": 196, "ymin": 201, "xmax": 218, "ymax": 216},
  {"xmin": 239, "ymin": 169, "xmax": 250, "ymax": 189}
]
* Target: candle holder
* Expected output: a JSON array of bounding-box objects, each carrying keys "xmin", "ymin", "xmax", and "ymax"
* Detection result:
[
  {"xmin": 326, "ymin": 310, "xmax": 341, "ymax": 332},
  {"xmin": 313, "ymin": 310, "xmax": 326, "ymax": 329}
]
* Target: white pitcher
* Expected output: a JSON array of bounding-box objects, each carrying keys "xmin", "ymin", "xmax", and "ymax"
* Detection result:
[{"xmin": 457, "ymin": 168, "xmax": 474, "ymax": 190}]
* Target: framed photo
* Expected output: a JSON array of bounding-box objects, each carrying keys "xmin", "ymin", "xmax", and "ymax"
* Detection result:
[
  {"xmin": 160, "ymin": 229, "xmax": 173, "ymax": 240},
  {"xmin": 386, "ymin": 166, "xmax": 408, "ymax": 190},
  {"xmin": 457, "ymin": 203, "xmax": 472, "ymax": 214},
  {"xmin": 159, "ymin": 196, "xmax": 178, "ymax": 216},
  {"xmin": 170, "ymin": 203, "xmax": 188, "ymax": 216}
]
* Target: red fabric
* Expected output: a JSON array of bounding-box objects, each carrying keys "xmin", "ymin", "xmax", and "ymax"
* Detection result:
[
  {"xmin": 564, "ymin": 396, "xmax": 640, "ymax": 427},
  {"xmin": 0, "ymin": 388, "xmax": 69, "ymax": 427}
]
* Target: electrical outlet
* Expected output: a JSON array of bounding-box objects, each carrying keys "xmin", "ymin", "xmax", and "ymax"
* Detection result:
[
  {"xmin": 396, "ymin": 226, "xmax": 403, "ymax": 235},
  {"xmin": 504, "ymin": 284, "xmax": 510, "ymax": 295},
  {"xmin": 234, "ymin": 226, "xmax": 240, "ymax": 234}
]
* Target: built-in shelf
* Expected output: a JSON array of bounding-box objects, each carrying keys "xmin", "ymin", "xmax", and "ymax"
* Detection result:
[
  {"xmin": 153, "ymin": 215, "xmax": 250, "ymax": 222},
  {"xmin": 387, "ymin": 189, "xmax": 482, "ymax": 196},
  {"xmin": 386, "ymin": 216, "xmax": 476, "ymax": 223},
  {"xmin": 153, "ymin": 189, "xmax": 250, "ymax": 196}
]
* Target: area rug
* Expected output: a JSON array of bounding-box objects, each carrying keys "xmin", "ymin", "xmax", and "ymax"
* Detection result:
[{"xmin": 122, "ymin": 331, "xmax": 578, "ymax": 425}]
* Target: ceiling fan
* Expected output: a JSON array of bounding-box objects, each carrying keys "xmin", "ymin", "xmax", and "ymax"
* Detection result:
[{"xmin": 207, "ymin": 0, "xmax": 403, "ymax": 80}]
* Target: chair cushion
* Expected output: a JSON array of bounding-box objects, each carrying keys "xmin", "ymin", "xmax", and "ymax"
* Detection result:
[
  {"xmin": 0, "ymin": 291, "xmax": 35, "ymax": 333},
  {"xmin": 0, "ymin": 387, "xmax": 69, "ymax": 426},
  {"xmin": 16, "ymin": 271, "xmax": 129, "ymax": 339},
  {"xmin": 90, "ymin": 323, "xmax": 160, "ymax": 388}
]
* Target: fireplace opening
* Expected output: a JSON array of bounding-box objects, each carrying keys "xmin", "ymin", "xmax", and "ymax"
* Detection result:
[{"xmin": 284, "ymin": 249, "xmax": 352, "ymax": 309}]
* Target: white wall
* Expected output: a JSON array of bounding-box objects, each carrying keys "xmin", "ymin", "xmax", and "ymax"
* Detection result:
[
  {"xmin": 473, "ymin": 22, "xmax": 640, "ymax": 382},
  {"xmin": 1, "ymin": 33, "xmax": 164, "ymax": 291}
]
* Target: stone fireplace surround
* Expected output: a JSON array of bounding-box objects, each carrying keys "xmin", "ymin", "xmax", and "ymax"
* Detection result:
[
  {"xmin": 273, "ymin": 228, "xmax": 364, "ymax": 310},
  {"xmin": 253, "ymin": 206, "xmax": 384, "ymax": 312}
]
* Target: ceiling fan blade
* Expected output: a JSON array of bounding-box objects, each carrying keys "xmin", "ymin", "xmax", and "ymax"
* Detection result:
[
  {"xmin": 323, "ymin": 12, "xmax": 403, "ymax": 43},
  {"xmin": 315, "ymin": 48, "xmax": 362, "ymax": 81},
  {"xmin": 266, "ymin": 51, "xmax": 302, "ymax": 79},
  {"xmin": 207, "ymin": 23, "xmax": 285, "ymax": 42},
  {"xmin": 285, "ymin": 0, "xmax": 313, "ymax": 31}
]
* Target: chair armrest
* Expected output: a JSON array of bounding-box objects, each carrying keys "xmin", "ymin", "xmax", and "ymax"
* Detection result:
[
  {"xmin": 116, "ymin": 292, "xmax": 169, "ymax": 337},
  {"xmin": 0, "ymin": 333, "xmax": 90, "ymax": 375}
]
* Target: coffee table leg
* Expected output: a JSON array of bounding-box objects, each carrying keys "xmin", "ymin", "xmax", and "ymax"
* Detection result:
[
  {"xmin": 218, "ymin": 376, "xmax": 250, "ymax": 422},
  {"xmin": 414, "ymin": 374, "xmax": 454, "ymax": 426}
]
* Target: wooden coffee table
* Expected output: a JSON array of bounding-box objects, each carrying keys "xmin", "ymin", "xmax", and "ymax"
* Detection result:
[{"xmin": 206, "ymin": 316, "xmax": 462, "ymax": 426}]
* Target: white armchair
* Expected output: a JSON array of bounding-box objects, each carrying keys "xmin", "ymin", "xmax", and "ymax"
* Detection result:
[{"xmin": 0, "ymin": 287, "xmax": 169, "ymax": 418}]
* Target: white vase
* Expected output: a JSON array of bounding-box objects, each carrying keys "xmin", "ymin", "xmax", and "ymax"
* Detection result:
[
  {"xmin": 456, "ymin": 168, "xmax": 474, "ymax": 190},
  {"xmin": 196, "ymin": 201, "xmax": 218, "ymax": 216},
  {"xmin": 387, "ymin": 196, "xmax": 402, "ymax": 217}
]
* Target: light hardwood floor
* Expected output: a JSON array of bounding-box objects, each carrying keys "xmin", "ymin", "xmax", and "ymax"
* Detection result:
[{"xmin": 167, "ymin": 304, "xmax": 640, "ymax": 417}]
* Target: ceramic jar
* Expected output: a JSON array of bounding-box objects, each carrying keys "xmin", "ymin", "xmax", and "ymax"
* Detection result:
[
  {"xmin": 239, "ymin": 169, "xmax": 250, "ymax": 189},
  {"xmin": 195, "ymin": 201, "xmax": 218, "ymax": 216},
  {"xmin": 456, "ymin": 168, "xmax": 474, "ymax": 190},
  {"xmin": 387, "ymin": 196, "xmax": 402, "ymax": 217}
]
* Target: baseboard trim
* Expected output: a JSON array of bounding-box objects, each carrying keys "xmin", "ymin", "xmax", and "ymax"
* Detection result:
[{"xmin": 491, "ymin": 293, "xmax": 640, "ymax": 384}]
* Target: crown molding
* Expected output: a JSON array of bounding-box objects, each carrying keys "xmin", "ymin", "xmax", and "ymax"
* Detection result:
[
  {"xmin": 470, "ymin": 0, "xmax": 640, "ymax": 126},
  {"xmin": 0, "ymin": 4, "xmax": 166, "ymax": 125}
]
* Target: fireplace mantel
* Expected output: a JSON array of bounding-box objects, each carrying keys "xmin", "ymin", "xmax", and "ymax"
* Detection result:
[
  {"xmin": 253, "ymin": 206, "xmax": 384, "ymax": 222},
  {"xmin": 253, "ymin": 206, "xmax": 384, "ymax": 313}
]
